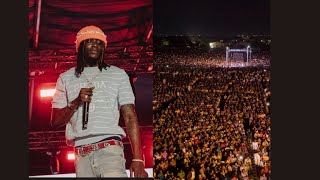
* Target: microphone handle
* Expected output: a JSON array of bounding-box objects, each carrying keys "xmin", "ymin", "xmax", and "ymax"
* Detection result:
[{"xmin": 82, "ymin": 102, "xmax": 90, "ymax": 130}]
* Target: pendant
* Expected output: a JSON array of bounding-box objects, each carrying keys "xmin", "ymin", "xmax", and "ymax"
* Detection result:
[{"xmin": 88, "ymin": 82, "xmax": 94, "ymax": 88}]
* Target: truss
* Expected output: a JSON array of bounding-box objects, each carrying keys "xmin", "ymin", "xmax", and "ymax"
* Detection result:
[
  {"xmin": 29, "ymin": 46, "xmax": 153, "ymax": 76},
  {"xmin": 29, "ymin": 126, "xmax": 153, "ymax": 151}
]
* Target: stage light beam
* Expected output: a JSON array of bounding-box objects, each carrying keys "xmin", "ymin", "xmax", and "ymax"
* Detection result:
[
  {"xmin": 40, "ymin": 89, "xmax": 56, "ymax": 97},
  {"xmin": 67, "ymin": 153, "xmax": 75, "ymax": 160}
]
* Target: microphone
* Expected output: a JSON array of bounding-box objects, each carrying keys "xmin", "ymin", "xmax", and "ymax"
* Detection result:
[{"xmin": 82, "ymin": 102, "xmax": 90, "ymax": 130}]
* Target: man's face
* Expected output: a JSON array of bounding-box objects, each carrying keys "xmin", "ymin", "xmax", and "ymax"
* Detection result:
[{"xmin": 83, "ymin": 38, "xmax": 105, "ymax": 66}]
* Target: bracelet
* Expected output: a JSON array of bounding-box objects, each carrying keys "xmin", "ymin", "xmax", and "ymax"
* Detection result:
[{"xmin": 132, "ymin": 159, "xmax": 144, "ymax": 163}]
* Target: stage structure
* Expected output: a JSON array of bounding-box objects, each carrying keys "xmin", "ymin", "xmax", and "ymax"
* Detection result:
[
  {"xmin": 226, "ymin": 46, "xmax": 252, "ymax": 62},
  {"xmin": 29, "ymin": 126, "xmax": 153, "ymax": 175}
]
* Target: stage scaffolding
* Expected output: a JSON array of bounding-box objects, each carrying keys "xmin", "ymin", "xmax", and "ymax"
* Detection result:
[{"xmin": 29, "ymin": 126, "xmax": 152, "ymax": 151}]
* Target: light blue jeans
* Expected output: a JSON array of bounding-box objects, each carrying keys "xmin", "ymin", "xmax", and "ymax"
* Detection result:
[{"xmin": 75, "ymin": 145, "xmax": 127, "ymax": 177}]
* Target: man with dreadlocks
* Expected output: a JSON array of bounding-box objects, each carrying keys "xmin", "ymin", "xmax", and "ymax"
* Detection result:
[{"xmin": 50, "ymin": 25, "xmax": 148, "ymax": 178}]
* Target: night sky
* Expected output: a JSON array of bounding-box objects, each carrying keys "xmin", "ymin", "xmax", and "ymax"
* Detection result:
[{"xmin": 154, "ymin": 0, "xmax": 270, "ymax": 37}]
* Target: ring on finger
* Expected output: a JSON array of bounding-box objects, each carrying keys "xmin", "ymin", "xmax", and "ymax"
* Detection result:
[{"xmin": 85, "ymin": 95, "xmax": 88, "ymax": 99}]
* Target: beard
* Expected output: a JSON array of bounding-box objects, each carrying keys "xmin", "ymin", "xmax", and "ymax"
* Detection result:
[
  {"xmin": 85, "ymin": 57, "xmax": 100, "ymax": 66},
  {"xmin": 84, "ymin": 51, "xmax": 102, "ymax": 66}
]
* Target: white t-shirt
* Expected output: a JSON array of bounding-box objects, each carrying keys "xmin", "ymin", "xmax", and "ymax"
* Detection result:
[
  {"xmin": 252, "ymin": 141, "xmax": 258, "ymax": 150},
  {"xmin": 254, "ymin": 153, "xmax": 261, "ymax": 166},
  {"xmin": 52, "ymin": 66, "xmax": 135, "ymax": 146}
]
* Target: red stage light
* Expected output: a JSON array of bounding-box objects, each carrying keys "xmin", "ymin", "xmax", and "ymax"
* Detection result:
[
  {"xmin": 40, "ymin": 89, "xmax": 56, "ymax": 97},
  {"xmin": 67, "ymin": 153, "xmax": 75, "ymax": 160}
]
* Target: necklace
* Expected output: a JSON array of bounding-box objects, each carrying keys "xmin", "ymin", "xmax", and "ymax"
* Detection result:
[
  {"xmin": 81, "ymin": 70, "xmax": 100, "ymax": 112},
  {"xmin": 81, "ymin": 70, "xmax": 100, "ymax": 88}
]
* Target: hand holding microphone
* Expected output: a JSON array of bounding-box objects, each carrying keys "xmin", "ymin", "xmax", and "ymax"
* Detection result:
[
  {"xmin": 77, "ymin": 87, "xmax": 95, "ymax": 130},
  {"xmin": 78, "ymin": 86, "xmax": 95, "ymax": 103}
]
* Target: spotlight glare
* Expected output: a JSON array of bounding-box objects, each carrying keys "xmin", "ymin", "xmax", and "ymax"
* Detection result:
[
  {"xmin": 40, "ymin": 89, "xmax": 56, "ymax": 97},
  {"xmin": 67, "ymin": 153, "xmax": 75, "ymax": 160}
]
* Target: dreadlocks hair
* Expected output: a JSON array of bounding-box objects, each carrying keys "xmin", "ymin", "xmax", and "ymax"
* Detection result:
[{"xmin": 75, "ymin": 41, "xmax": 110, "ymax": 78}]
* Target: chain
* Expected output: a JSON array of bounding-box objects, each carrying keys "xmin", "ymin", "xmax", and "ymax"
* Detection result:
[{"xmin": 81, "ymin": 71, "xmax": 100, "ymax": 88}]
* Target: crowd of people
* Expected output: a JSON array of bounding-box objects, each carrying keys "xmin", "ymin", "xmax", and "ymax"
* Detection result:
[
  {"xmin": 153, "ymin": 48, "xmax": 271, "ymax": 180},
  {"xmin": 154, "ymin": 49, "xmax": 270, "ymax": 70}
]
